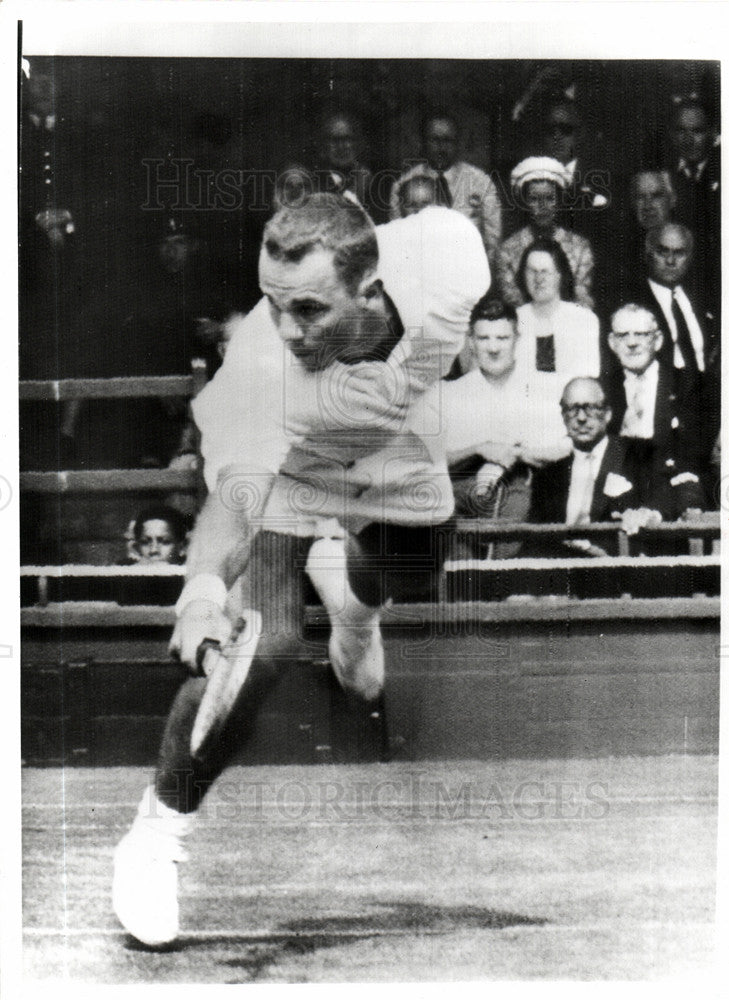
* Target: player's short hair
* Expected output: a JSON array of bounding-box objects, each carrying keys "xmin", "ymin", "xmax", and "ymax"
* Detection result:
[
  {"xmin": 469, "ymin": 293, "xmax": 517, "ymax": 326},
  {"xmin": 132, "ymin": 504, "xmax": 189, "ymax": 543},
  {"xmin": 263, "ymin": 192, "xmax": 378, "ymax": 295},
  {"xmin": 516, "ymin": 236, "xmax": 576, "ymax": 303}
]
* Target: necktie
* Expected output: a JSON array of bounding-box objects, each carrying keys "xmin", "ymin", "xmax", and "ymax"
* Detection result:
[
  {"xmin": 622, "ymin": 375, "xmax": 646, "ymax": 438},
  {"xmin": 434, "ymin": 171, "xmax": 452, "ymax": 208},
  {"xmin": 671, "ymin": 291, "xmax": 699, "ymax": 376},
  {"xmin": 568, "ymin": 452, "xmax": 596, "ymax": 525}
]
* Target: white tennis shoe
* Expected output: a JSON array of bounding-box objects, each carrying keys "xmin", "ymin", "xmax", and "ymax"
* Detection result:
[{"xmin": 112, "ymin": 785, "xmax": 193, "ymax": 947}]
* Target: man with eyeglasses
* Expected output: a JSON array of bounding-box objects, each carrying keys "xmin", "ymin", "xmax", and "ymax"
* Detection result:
[
  {"xmin": 528, "ymin": 377, "xmax": 653, "ymax": 555},
  {"xmin": 603, "ymin": 303, "xmax": 705, "ymax": 522}
]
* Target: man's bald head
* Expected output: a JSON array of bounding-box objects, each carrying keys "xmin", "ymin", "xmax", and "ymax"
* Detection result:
[{"xmin": 560, "ymin": 377, "xmax": 611, "ymax": 451}]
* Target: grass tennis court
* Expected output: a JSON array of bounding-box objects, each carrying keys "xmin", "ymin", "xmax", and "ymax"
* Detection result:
[{"xmin": 22, "ymin": 755, "xmax": 717, "ymax": 983}]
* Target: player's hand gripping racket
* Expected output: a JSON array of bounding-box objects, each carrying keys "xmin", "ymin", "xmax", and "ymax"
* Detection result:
[{"xmin": 190, "ymin": 612, "xmax": 261, "ymax": 761}]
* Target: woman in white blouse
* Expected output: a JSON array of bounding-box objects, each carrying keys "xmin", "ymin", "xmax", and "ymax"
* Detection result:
[{"xmin": 515, "ymin": 237, "xmax": 600, "ymax": 385}]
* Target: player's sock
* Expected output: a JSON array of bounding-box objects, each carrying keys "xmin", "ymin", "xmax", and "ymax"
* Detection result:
[
  {"xmin": 112, "ymin": 784, "xmax": 194, "ymax": 947},
  {"xmin": 306, "ymin": 537, "xmax": 385, "ymax": 701}
]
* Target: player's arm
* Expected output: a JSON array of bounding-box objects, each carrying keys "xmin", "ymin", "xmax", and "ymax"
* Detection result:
[{"xmin": 170, "ymin": 468, "xmax": 275, "ymax": 670}]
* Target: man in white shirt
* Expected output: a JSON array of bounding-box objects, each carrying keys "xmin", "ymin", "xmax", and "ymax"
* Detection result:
[
  {"xmin": 442, "ymin": 294, "xmax": 569, "ymax": 556},
  {"xmin": 112, "ymin": 193, "xmax": 488, "ymax": 948},
  {"xmin": 389, "ymin": 111, "xmax": 502, "ymax": 263}
]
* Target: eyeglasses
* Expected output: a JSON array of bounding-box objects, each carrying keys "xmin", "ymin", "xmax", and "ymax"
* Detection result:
[
  {"xmin": 561, "ymin": 403, "xmax": 606, "ymax": 418},
  {"xmin": 651, "ymin": 245, "xmax": 689, "ymax": 259},
  {"xmin": 611, "ymin": 329, "xmax": 656, "ymax": 341}
]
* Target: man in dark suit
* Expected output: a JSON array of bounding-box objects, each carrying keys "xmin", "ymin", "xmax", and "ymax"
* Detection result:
[
  {"xmin": 668, "ymin": 98, "xmax": 720, "ymax": 305},
  {"xmin": 611, "ymin": 224, "xmax": 717, "ymax": 377},
  {"xmin": 529, "ymin": 377, "xmax": 649, "ymax": 555},
  {"xmin": 603, "ymin": 304, "xmax": 705, "ymax": 521},
  {"xmin": 608, "ymin": 224, "xmax": 719, "ymax": 468}
]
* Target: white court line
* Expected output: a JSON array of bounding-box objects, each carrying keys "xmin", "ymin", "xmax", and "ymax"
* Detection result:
[
  {"xmin": 21, "ymin": 795, "xmax": 718, "ymax": 809},
  {"xmin": 23, "ymin": 920, "xmax": 714, "ymax": 940}
]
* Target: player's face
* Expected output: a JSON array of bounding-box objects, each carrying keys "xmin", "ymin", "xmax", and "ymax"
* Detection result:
[
  {"xmin": 561, "ymin": 380, "xmax": 610, "ymax": 450},
  {"xmin": 260, "ymin": 247, "xmax": 388, "ymax": 372},
  {"xmin": 424, "ymin": 118, "xmax": 457, "ymax": 172},
  {"xmin": 136, "ymin": 519, "xmax": 181, "ymax": 563},
  {"xmin": 646, "ymin": 226, "xmax": 692, "ymax": 287},
  {"xmin": 524, "ymin": 250, "xmax": 562, "ymax": 304},
  {"xmin": 524, "ymin": 180, "xmax": 559, "ymax": 230},
  {"xmin": 632, "ymin": 175, "xmax": 673, "ymax": 231},
  {"xmin": 608, "ymin": 311, "xmax": 662, "ymax": 375},
  {"xmin": 672, "ymin": 107, "xmax": 710, "ymax": 165},
  {"xmin": 470, "ymin": 319, "xmax": 517, "ymax": 378}
]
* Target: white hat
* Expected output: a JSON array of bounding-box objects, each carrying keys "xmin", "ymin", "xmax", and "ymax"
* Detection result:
[
  {"xmin": 375, "ymin": 206, "xmax": 489, "ymax": 362},
  {"xmin": 510, "ymin": 156, "xmax": 569, "ymax": 193}
]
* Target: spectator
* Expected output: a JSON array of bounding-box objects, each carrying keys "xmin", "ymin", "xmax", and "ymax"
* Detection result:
[
  {"xmin": 125, "ymin": 504, "xmax": 189, "ymax": 565},
  {"xmin": 397, "ymin": 174, "xmax": 437, "ymax": 217},
  {"xmin": 667, "ymin": 98, "xmax": 720, "ymax": 301},
  {"xmin": 613, "ymin": 222, "xmax": 719, "ymax": 463},
  {"xmin": 389, "ymin": 111, "xmax": 502, "ymax": 261},
  {"xmin": 630, "ymin": 170, "xmax": 677, "ymax": 233},
  {"xmin": 606, "ymin": 170, "xmax": 677, "ymax": 312},
  {"xmin": 443, "ymin": 294, "xmax": 570, "ymax": 558},
  {"xmin": 273, "ymin": 163, "xmax": 315, "ymax": 213},
  {"xmin": 513, "ymin": 238, "xmax": 600, "ymax": 387},
  {"xmin": 539, "ymin": 97, "xmax": 611, "ymax": 220},
  {"xmin": 529, "ymin": 376, "xmax": 653, "ymax": 556},
  {"xmin": 315, "ymin": 112, "xmax": 375, "ymax": 218},
  {"xmin": 60, "ymin": 216, "xmax": 228, "ymax": 470},
  {"xmin": 603, "ymin": 303, "xmax": 705, "ymax": 521},
  {"xmin": 495, "ymin": 157, "xmax": 595, "ymax": 308}
]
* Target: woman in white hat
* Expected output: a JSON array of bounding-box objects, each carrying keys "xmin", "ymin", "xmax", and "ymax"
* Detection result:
[{"xmin": 495, "ymin": 156, "xmax": 595, "ymax": 310}]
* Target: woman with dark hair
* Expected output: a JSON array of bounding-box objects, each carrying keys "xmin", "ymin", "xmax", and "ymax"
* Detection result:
[
  {"xmin": 495, "ymin": 156, "xmax": 595, "ymax": 309},
  {"xmin": 514, "ymin": 237, "xmax": 600, "ymax": 383}
]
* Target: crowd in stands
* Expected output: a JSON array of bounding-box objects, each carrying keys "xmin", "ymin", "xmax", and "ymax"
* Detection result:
[{"xmin": 19, "ymin": 61, "xmax": 721, "ymax": 565}]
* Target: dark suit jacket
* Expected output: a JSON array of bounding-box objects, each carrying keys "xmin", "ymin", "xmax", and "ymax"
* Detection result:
[
  {"xmin": 528, "ymin": 435, "xmax": 639, "ymax": 557},
  {"xmin": 671, "ymin": 147, "xmax": 721, "ymax": 301},
  {"xmin": 605, "ymin": 277, "xmax": 718, "ymax": 376},
  {"xmin": 530, "ymin": 435, "xmax": 639, "ymax": 523},
  {"xmin": 602, "ymin": 363, "xmax": 705, "ymax": 517}
]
